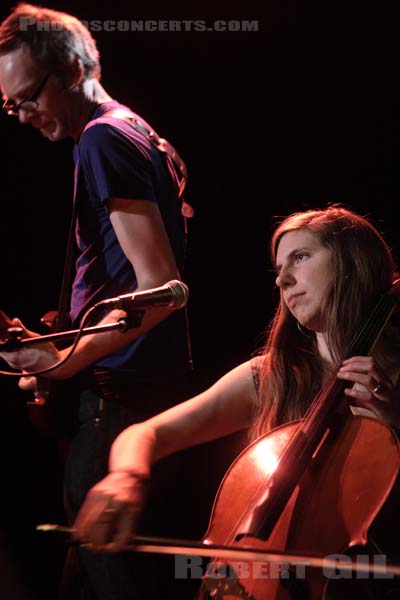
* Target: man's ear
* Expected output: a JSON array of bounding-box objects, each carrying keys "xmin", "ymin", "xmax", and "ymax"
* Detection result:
[{"xmin": 63, "ymin": 59, "xmax": 85, "ymax": 89}]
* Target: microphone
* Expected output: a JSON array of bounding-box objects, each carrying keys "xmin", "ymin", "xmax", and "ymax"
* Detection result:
[{"xmin": 94, "ymin": 280, "xmax": 189, "ymax": 311}]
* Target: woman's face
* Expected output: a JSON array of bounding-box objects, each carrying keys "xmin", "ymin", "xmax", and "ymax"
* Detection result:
[{"xmin": 275, "ymin": 229, "xmax": 333, "ymax": 332}]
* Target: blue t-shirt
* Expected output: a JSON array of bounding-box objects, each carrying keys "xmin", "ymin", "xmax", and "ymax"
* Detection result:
[{"xmin": 70, "ymin": 101, "xmax": 188, "ymax": 376}]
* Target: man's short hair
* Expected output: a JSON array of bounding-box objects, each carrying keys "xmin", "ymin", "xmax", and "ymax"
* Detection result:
[{"xmin": 0, "ymin": 3, "xmax": 101, "ymax": 79}]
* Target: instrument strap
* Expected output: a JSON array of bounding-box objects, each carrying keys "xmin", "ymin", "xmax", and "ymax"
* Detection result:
[
  {"xmin": 54, "ymin": 160, "xmax": 79, "ymax": 333},
  {"xmin": 84, "ymin": 108, "xmax": 194, "ymax": 218}
]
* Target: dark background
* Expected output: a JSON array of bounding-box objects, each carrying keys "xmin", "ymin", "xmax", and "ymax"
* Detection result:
[{"xmin": 0, "ymin": 1, "xmax": 400, "ymax": 598}]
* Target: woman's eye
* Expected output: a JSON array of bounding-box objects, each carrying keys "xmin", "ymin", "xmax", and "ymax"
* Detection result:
[{"xmin": 295, "ymin": 253, "xmax": 308, "ymax": 263}]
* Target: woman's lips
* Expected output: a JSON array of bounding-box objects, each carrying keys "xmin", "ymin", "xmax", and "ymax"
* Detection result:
[{"xmin": 287, "ymin": 292, "xmax": 305, "ymax": 308}]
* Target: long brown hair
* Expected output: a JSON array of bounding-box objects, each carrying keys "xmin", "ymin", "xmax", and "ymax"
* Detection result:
[{"xmin": 251, "ymin": 205, "xmax": 398, "ymax": 440}]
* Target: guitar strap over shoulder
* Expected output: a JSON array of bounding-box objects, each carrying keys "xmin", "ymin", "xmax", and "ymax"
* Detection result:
[{"xmin": 84, "ymin": 108, "xmax": 194, "ymax": 218}]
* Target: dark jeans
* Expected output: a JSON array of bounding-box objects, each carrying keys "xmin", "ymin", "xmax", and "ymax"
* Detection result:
[{"xmin": 61, "ymin": 378, "xmax": 191, "ymax": 600}]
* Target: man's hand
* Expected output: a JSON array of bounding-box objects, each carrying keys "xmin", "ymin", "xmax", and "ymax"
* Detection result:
[{"xmin": 0, "ymin": 317, "xmax": 59, "ymax": 371}]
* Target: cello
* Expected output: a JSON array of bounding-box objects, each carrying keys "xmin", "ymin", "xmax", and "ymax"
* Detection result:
[{"xmin": 190, "ymin": 280, "xmax": 400, "ymax": 599}]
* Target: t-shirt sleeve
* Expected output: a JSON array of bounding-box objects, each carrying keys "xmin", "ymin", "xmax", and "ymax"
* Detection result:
[{"xmin": 78, "ymin": 122, "xmax": 157, "ymax": 203}]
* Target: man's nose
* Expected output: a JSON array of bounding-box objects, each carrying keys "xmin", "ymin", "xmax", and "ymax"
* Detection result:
[{"xmin": 18, "ymin": 108, "xmax": 34, "ymax": 125}]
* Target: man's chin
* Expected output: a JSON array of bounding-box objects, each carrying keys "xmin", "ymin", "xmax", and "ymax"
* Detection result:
[{"xmin": 39, "ymin": 122, "xmax": 61, "ymax": 141}]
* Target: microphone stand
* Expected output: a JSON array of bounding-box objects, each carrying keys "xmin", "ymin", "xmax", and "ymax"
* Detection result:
[{"xmin": 0, "ymin": 312, "xmax": 144, "ymax": 352}]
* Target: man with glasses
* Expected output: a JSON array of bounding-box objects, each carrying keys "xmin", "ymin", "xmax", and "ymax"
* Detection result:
[
  {"xmin": 0, "ymin": 3, "xmax": 192, "ymax": 599},
  {"xmin": 3, "ymin": 70, "xmax": 50, "ymax": 116}
]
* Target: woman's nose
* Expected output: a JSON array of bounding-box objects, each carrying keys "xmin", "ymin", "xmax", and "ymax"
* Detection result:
[{"xmin": 276, "ymin": 266, "xmax": 295, "ymax": 289}]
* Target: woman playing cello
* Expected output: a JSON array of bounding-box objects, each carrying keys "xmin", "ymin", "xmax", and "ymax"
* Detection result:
[{"xmin": 73, "ymin": 205, "xmax": 400, "ymax": 597}]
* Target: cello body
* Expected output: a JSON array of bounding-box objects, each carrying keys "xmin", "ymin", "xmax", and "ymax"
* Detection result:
[{"xmin": 199, "ymin": 416, "xmax": 400, "ymax": 599}]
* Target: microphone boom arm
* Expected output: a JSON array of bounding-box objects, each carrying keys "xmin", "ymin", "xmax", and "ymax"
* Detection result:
[{"xmin": 0, "ymin": 313, "xmax": 144, "ymax": 352}]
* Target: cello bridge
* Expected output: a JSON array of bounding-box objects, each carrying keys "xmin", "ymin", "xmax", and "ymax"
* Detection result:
[{"xmin": 202, "ymin": 562, "xmax": 256, "ymax": 599}]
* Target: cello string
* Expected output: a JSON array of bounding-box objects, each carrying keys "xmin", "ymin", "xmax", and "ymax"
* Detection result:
[
  {"xmin": 300, "ymin": 291, "xmax": 393, "ymax": 431},
  {"xmin": 291, "ymin": 293, "xmax": 392, "ymax": 467}
]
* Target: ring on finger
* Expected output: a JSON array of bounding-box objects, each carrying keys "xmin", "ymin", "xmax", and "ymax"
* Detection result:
[{"xmin": 372, "ymin": 383, "xmax": 382, "ymax": 395}]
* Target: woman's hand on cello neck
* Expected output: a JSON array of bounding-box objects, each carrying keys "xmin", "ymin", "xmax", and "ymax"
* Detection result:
[{"xmin": 337, "ymin": 355, "xmax": 400, "ymax": 428}]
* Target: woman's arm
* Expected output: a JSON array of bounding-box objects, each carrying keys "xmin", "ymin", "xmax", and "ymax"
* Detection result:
[{"xmin": 73, "ymin": 359, "xmax": 258, "ymax": 549}]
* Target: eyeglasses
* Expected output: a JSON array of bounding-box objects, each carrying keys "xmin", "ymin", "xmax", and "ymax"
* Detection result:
[{"xmin": 2, "ymin": 72, "xmax": 51, "ymax": 117}]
